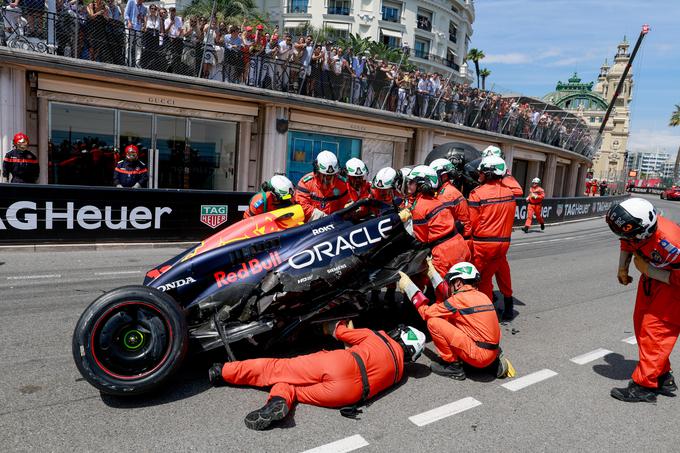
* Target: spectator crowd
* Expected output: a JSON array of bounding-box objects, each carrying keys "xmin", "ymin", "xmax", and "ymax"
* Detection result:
[{"xmin": 2, "ymin": 1, "xmax": 595, "ymax": 157}]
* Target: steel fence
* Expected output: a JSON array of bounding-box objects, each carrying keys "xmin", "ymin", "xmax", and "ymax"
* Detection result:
[{"xmin": 1, "ymin": 5, "xmax": 597, "ymax": 158}]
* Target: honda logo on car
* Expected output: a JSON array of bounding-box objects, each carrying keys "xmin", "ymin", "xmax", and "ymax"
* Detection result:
[
  {"xmin": 0, "ymin": 201, "xmax": 172, "ymax": 230},
  {"xmin": 289, "ymin": 219, "xmax": 392, "ymax": 269},
  {"xmin": 214, "ymin": 252, "xmax": 283, "ymax": 288},
  {"xmin": 157, "ymin": 277, "xmax": 196, "ymax": 292}
]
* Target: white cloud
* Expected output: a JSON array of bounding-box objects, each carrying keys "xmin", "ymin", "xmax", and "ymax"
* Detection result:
[
  {"xmin": 483, "ymin": 53, "xmax": 532, "ymax": 64},
  {"xmin": 628, "ymin": 128, "xmax": 680, "ymax": 154}
]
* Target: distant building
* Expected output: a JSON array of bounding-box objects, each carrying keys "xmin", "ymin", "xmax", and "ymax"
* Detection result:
[
  {"xmin": 626, "ymin": 151, "xmax": 673, "ymax": 178},
  {"xmin": 543, "ymin": 37, "xmax": 633, "ymax": 181},
  {"xmin": 254, "ymin": 0, "xmax": 474, "ymax": 80}
]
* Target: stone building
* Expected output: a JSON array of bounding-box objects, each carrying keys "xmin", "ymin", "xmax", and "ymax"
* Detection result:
[{"xmin": 543, "ymin": 37, "xmax": 633, "ymax": 181}]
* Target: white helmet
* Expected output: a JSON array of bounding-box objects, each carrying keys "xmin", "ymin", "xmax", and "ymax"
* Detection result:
[
  {"xmin": 445, "ymin": 262, "xmax": 481, "ymax": 284},
  {"xmin": 478, "ymin": 155, "xmax": 507, "ymax": 179},
  {"xmin": 429, "ymin": 158, "xmax": 455, "ymax": 185},
  {"xmin": 269, "ymin": 175, "xmax": 295, "ymax": 200},
  {"xmin": 531, "ymin": 177, "xmax": 541, "ymax": 185},
  {"xmin": 389, "ymin": 325, "xmax": 426, "ymax": 362},
  {"xmin": 315, "ymin": 150, "xmax": 339, "ymax": 175},
  {"xmin": 406, "ymin": 165, "xmax": 439, "ymax": 191},
  {"xmin": 345, "ymin": 158, "xmax": 368, "ymax": 178},
  {"xmin": 481, "ymin": 145, "xmax": 503, "ymax": 158},
  {"xmin": 372, "ymin": 167, "xmax": 397, "ymax": 189},
  {"xmin": 606, "ymin": 197, "xmax": 658, "ymax": 241}
]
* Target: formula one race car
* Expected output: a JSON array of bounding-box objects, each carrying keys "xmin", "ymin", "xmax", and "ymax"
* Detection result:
[{"xmin": 72, "ymin": 200, "xmax": 428, "ymax": 396}]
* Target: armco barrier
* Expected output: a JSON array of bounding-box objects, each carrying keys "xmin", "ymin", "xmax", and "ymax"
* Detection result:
[
  {"xmin": 0, "ymin": 184, "xmax": 627, "ymax": 245},
  {"xmin": 513, "ymin": 195, "xmax": 628, "ymax": 226}
]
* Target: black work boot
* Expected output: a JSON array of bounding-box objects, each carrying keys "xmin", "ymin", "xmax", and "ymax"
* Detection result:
[
  {"xmin": 208, "ymin": 363, "xmax": 224, "ymax": 386},
  {"xmin": 502, "ymin": 296, "xmax": 515, "ymax": 321},
  {"xmin": 610, "ymin": 381, "xmax": 657, "ymax": 403},
  {"xmin": 657, "ymin": 371, "xmax": 677, "ymax": 396},
  {"xmin": 522, "ymin": 226, "xmax": 529, "ymax": 233},
  {"xmin": 540, "ymin": 223, "xmax": 545, "ymax": 231},
  {"xmin": 431, "ymin": 360, "xmax": 466, "ymax": 380},
  {"xmin": 244, "ymin": 396, "xmax": 290, "ymax": 430}
]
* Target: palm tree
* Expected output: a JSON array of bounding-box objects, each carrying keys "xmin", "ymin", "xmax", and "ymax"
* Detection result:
[
  {"xmin": 466, "ymin": 48, "xmax": 485, "ymax": 87},
  {"xmin": 338, "ymin": 33, "xmax": 371, "ymax": 56},
  {"xmin": 670, "ymin": 104, "xmax": 680, "ymax": 127},
  {"xmin": 183, "ymin": 0, "xmax": 257, "ymax": 21},
  {"xmin": 479, "ymin": 68, "xmax": 491, "ymax": 90},
  {"xmin": 368, "ymin": 42, "xmax": 404, "ymax": 64}
]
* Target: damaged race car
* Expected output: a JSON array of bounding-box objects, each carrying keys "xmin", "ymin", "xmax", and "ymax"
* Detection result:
[{"xmin": 72, "ymin": 199, "xmax": 428, "ymax": 396}]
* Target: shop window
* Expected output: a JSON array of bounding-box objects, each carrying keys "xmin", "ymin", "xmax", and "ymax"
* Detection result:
[
  {"xmin": 189, "ymin": 119, "xmax": 237, "ymax": 191},
  {"xmin": 286, "ymin": 131, "xmax": 361, "ymax": 184},
  {"xmin": 49, "ymin": 103, "xmax": 116, "ymax": 186},
  {"xmin": 48, "ymin": 102, "xmax": 238, "ymax": 190}
]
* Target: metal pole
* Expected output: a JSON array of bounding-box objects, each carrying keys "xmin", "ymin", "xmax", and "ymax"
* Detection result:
[
  {"xmin": 380, "ymin": 47, "xmax": 406, "ymax": 111},
  {"xmin": 598, "ymin": 24, "xmax": 649, "ymax": 135},
  {"xmin": 198, "ymin": 0, "xmax": 218, "ymax": 79},
  {"xmin": 428, "ymin": 68, "xmax": 456, "ymax": 120}
]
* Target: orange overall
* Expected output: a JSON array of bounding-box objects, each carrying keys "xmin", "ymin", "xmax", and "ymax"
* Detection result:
[
  {"xmin": 220, "ymin": 324, "xmax": 404, "ymax": 409},
  {"xmin": 621, "ymin": 216, "xmax": 680, "ymax": 389},
  {"xmin": 243, "ymin": 191, "xmax": 291, "ymax": 219},
  {"xmin": 294, "ymin": 172, "xmax": 350, "ymax": 220},
  {"xmin": 525, "ymin": 185, "xmax": 545, "ymax": 228},
  {"xmin": 347, "ymin": 180, "xmax": 371, "ymax": 202},
  {"xmin": 415, "ymin": 284, "xmax": 501, "ymax": 367},
  {"xmin": 437, "ymin": 181, "xmax": 473, "ymax": 255},
  {"xmin": 411, "ymin": 193, "xmax": 471, "ymax": 276},
  {"xmin": 468, "ymin": 180, "xmax": 517, "ymax": 299}
]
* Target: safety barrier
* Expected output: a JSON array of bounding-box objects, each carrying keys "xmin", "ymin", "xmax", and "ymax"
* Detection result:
[
  {"xmin": 0, "ymin": 184, "xmax": 628, "ymax": 245},
  {"xmin": 627, "ymin": 187, "xmax": 665, "ymax": 195},
  {"xmin": 513, "ymin": 194, "xmax": 628, "ymax": 227}
]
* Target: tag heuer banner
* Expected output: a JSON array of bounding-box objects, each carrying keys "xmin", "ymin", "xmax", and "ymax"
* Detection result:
[
  {"xmin": 0, "ymin": 183, "xmax": 627, "ymax": 244},
  {"xmin": 0, "ymin": 184, "xmax": 251, "ymax": 244}
]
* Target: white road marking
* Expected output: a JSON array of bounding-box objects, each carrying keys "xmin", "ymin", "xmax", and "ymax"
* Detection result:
[
  {"xmin": 570, "ymin": 348, "xmax": 612, "ymax": 365},
  {"xmin": 409, "ymin": 397, "xmax": 482, "ymax": 427},
  {"xmin": 622, "ymin": 336, "xmax": 637, "ymax": 345},
  {"xmin": 6, "ymin": 274, "xmax": 61, "ymax": 280},
  {"xmin": 94, "ymin": 271, "xmax": 143, "ymax": 276},
  {"xmin": 513, "ymin": 232, "xmax": 610, "ymax": 247},
  {"xmin": 501, "ymin": 369, "xmax": 558, "ymax": 391},
  {"xmin": 301, "ymin": 435, "xmax": 369, "ymax": 453}
]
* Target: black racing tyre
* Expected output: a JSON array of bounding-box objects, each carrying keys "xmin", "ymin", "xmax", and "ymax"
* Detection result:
[{"xmin": 72, "ymin": 285, "xmax": 188, "ymax": 396}]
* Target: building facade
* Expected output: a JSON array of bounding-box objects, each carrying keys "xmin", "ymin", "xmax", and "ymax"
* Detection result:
[
  {"xmin": 543, "ymin": 37, "xmax": 633, "ymax": 182},
  {"xmin": 626, "ymin": 151, "xmax": 673, "ymax": 179},
  {"xmin": 255, "ymin": 0, "xmax": 474, "ymax": 79}
]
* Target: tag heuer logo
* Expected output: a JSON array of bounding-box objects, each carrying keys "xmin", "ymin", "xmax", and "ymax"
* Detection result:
[
  {"xmin": 556, "ymin": 204, "xmax": 564, "ymax": 217},
  {"xmin": 200, "ymin": 205, "xmax": 228, "ymax": 229}
]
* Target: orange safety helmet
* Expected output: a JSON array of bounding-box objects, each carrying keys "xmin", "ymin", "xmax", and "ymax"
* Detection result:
[{"xmin": 13, "ymin": 132, "xmax": 29, "ymax": 147}]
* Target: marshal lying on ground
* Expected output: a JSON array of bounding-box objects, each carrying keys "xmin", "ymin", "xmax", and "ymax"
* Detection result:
[{"xmin": 72, "ymin": 200, "xmax": 428, "ymax": 396}]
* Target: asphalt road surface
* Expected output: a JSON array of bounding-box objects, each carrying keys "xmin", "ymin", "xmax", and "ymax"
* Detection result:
[{"xmin": 1, "ymin": 194, "xmax": 679, "ymax": 452}]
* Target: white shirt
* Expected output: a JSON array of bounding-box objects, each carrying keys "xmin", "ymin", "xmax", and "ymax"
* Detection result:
[{"xmin": 164, "ymin": 16, "xmax": 183, "ymax": 38}]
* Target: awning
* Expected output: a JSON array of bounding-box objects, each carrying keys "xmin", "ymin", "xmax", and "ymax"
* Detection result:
[
  {"xmin": 323, "ymin": 22, "xmax": 351, "ymax": 31},
  {"xmin": 380, "ymin": 28, "xmax": 402, "ymax": 38}
]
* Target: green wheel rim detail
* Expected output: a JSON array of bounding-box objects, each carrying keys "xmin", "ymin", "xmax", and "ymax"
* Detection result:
[{"xmin": 123, "ymin": 330, "xmax": 145, "ymax": 350}]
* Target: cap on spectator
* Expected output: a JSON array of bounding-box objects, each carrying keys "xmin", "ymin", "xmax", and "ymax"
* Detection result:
[
  {"xmin": 256, "ymin": 24, "xmax": 264, "ymax": 30},
  {"xmin": 245, "ymin": 26, "xmax": 253, "ymax": 31}
]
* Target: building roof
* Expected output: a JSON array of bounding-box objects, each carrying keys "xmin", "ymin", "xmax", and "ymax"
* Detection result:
[{"xmin": 542, "ymin": 72, "xmax": 608, "ymax": 111}]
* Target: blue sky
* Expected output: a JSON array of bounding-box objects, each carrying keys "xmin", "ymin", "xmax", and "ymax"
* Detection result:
[{"xmin": 469, "ymin": 0, "xmax": 680, "ymax": 154}]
